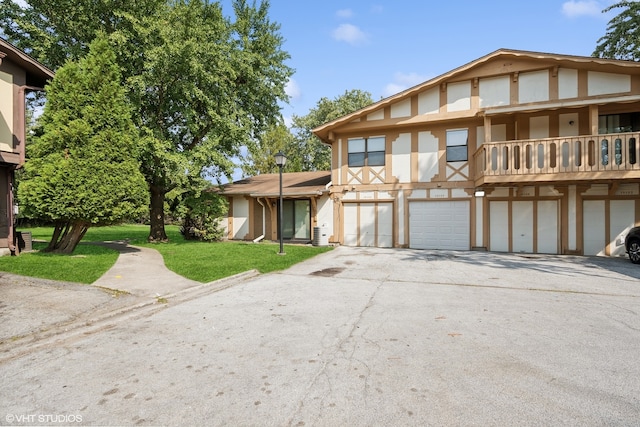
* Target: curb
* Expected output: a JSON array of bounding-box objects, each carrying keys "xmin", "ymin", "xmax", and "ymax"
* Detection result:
[{"xmin": 0, "ymin": 270, "xmax": 260, "ymax": 364}]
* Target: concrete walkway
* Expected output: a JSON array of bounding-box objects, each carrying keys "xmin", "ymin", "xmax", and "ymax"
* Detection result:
[{"xmin": 91, "ymin": 241, "xmax": 202, "ymax": 297}]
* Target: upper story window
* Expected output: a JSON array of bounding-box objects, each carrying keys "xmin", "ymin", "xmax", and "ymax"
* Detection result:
[
  {"xmin": 598, "ymin": 113, "xmax": 640, "ymax": 134},
  {"xmin": 348, "ymin": 136, "xmax": 385, "ymax": 167},
  {"xmin": 446, "ymin": 129, "xmax": 468, "ymax": 162}
]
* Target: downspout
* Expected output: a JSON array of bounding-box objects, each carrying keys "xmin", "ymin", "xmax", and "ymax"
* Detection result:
[{"xmin": 253, "ymin": 197, "xmax": 266, "ymax": 243}]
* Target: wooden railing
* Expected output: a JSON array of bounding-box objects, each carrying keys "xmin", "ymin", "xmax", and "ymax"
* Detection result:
[{"xmin": 473, "ymin": 132, "xmax": 640, "ymax": 184}]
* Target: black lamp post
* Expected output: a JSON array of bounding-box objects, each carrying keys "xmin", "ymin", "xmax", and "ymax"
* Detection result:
[{"xmin": 275, "ymin": 151, "xmax": 287, "ymax": 255}]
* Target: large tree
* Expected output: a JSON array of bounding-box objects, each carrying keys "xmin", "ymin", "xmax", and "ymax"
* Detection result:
[
  {"xmin": 2, "ymin": 0, "xmax": 293, "ymax": 242},
  {"xmin": 18, "ymin": 35, "xmax": 148, "ymax": 253},
  {"xmin": 242, "ymin": 120, "xmax": 297, "ymax": 175},
  {"xmin": 593, "ymin": 1, "xmax": 640, "ymax": 60},
  {"xmin": 0, "ymin": 0, "xmax": 164, "ymax": 68},
  {"xmin": 290, "ymin": 89, "xmax": 374, "ymax": 171}
]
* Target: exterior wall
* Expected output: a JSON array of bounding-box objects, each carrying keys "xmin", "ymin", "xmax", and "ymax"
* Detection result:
[
  {"xmin": 481, "ymin": 183, "xmax": 639, "ymax": 257},
  {"xmin": 326, "ymin": 54, "xmax": 640, "ymax": 255},
  {"xmin": 0, "ymin": 70, "xmax": 14, "ymax": 152},
  {"xmin": 226, "ymin": 193, "xmax": 332, "ymax": 244},
  {"xmin": 229, "ymin": 196, "xmax": 249, "ymax": 240},
  {"xmin": 0, "ymin": 57, "xmax": 28, "ymax": 252}
]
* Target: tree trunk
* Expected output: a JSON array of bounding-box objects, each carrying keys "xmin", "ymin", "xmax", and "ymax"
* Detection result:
[
  {"xmin": 46, "ymin": 221, "xmax": 89, "ymax": 254},
  {"xmin": 46, "ymin": 221, "xmax": 66, "ymax": 252},
  {"xmin": 148, "ymin": 184, "xmax": 168, "ymax": 242}
]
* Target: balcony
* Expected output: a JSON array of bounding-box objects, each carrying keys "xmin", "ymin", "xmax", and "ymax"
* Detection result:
[{"xmin": 473, "ymin": 132, "xmax": 640, "ymax": 186}]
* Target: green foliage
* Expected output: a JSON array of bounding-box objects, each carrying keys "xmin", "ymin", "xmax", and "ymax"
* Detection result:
[
  {"xmin": 18, "ymin": 35, "xmax": 148, "ymax": 252},
  {"xmin": 242, "ymin": 120, "xmax": 297, "ymax": 175},
  {"xmin": 0, "ymin": 0, "xmax": 165, "ymax": 69},
  {"xmin": 593, "ymin": 1, "xmax": 640, "ymax": 60},
  {"xmin": 290, "ymin": 89, "xmax": 374, "ymax": 171},
  {"xmin": 3, "ymin": 0, "xmax": 294, "ymax": 242},
  {"xmin": 179, "ymin": 188, "xmax": 229, "ymax": 242}
]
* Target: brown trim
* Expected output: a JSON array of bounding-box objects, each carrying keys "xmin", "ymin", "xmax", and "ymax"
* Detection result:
[{"xmin": 549, "ymin": 67, "xmax": 559, "ymax": 101}]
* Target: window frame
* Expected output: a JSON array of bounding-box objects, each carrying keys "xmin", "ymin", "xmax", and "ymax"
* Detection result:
[
  {"xmin": 446, "ymin": 129, "xmax": 468, "ymax": 162},
  {"xmin": 348, "ymin": 136, "xmax": 386, "ymax": 167}
]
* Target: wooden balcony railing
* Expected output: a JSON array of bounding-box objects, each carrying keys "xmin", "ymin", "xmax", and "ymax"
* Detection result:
[{"xmin": 473, "ymin": 132, "xmax": 640, "ymax": 185}]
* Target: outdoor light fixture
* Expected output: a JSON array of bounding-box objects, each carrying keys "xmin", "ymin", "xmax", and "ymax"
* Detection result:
[{"xmin": 275, "ymin": 151, "xmax": 287, "ymax": 255}]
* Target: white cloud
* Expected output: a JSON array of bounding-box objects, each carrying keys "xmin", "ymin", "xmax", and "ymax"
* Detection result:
[
  {"xmin": 336, "ymin": 9, "xmax": 353, "ymax": 19},
  {"xmin": 332, "ymin": 24, "xmax": 368, "ymax": 46},
  {"xmin": 562, "ymin": 0, "xmax": 602, "ymax": 17},
  {"xmin": 285, "ymin": 78, "xmax": 301, "ymax": 100},
  {"xmin": 382, "ymin": 72, "xmax": 430, "ymax": 97}
]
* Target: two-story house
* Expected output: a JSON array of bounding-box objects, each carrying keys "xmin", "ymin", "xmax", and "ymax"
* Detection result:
[
  {"xmin": 312, "ymin": 49, "xmax": 640, "ymax": 257},
  {"xmin": 0, "ymin": 38, "xmax": 54, "ymax": 254}
]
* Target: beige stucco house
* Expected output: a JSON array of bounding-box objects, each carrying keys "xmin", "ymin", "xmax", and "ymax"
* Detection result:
[
  {"xmin": 0, "ymin": 38, "xmax": 54, "ymax": 254},
  {"xmin": 222, "ymin": 171, "xmax": 333, "ymax": 243},
  {"xmin": 311, "ymin": 49, "xmax": 640, "ymax": 256}
]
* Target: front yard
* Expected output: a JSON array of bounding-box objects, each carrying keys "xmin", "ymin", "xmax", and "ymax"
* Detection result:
[{"xmin": 0, "ymin": 225, "xmax": 333, "ymax": 283}]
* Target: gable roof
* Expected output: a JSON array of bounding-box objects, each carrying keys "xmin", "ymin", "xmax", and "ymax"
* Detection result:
[
  {"xmin": 312, "ymin": 48, "xmax": 640, "ymax": 143},
  {"xmin": 221, "ymin": 171, "xmax": 331, "ymax": 198},
  {"xmin": 0, "ymin": 37, "xmax": 55, "ymax": 88}
]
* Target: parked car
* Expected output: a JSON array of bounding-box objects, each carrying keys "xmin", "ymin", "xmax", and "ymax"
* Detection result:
[{"xmin": 625, "ymin": 226, "xmax": 640, "ymax": 264}]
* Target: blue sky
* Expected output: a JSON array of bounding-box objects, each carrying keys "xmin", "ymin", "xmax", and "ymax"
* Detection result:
[{"xmin": 222, "ymin": 0, "xmax": 618, "ymax": 124}]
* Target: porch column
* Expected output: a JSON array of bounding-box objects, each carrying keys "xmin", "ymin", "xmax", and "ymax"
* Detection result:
[
  {"xmin": 589, "ymin": 105, "xmax": 599, "ymax": 135},
  {"xmin": 483, "ymin": 115, "xmax": 492, "ymax": 143}
]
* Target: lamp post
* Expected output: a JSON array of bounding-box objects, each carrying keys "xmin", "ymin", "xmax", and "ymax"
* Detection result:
[{"xmin": 275, "ymin": 151, "xmax": 287, "ymax": 255}]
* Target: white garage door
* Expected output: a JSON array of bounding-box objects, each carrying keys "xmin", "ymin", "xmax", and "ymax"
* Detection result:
[
  {"xmin": 490, "ymin": 200, "xmax": 559, "ymax": 254},
  {"xmin": 409, "ymin": 201, "xmax": 470, "ymax": 250},
  {"xmin": 344, "ymin": 203, "xmax": 393, "ymax": 248},
  {"xmin": 584, "ymin": 199, "xmax": 635, "ymax": 256}
]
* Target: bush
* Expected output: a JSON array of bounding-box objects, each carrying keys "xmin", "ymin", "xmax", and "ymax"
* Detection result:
[{"xmin": 179, "ymin": 191, "xmax": 228, "ymax": 242}]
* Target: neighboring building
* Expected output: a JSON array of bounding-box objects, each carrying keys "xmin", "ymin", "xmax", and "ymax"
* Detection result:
[
  {"xmin": 0, "ymin": 38, "xmax": 54, "ymax": 254},
  {"xmin": 222, "ymin": 171, "xmax": 332, "ymax": 244},
  {"xmin": 312, "ymin": 49, "xmax": 640, "ymax": 256}
]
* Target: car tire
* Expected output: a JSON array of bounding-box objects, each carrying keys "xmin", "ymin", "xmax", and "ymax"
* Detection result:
[{"xmin": 629, "ymin": 239, "xmax": 640, "ymax": 264}]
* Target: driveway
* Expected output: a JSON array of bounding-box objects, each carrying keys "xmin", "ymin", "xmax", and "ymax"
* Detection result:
[{"xmin": 1, "ymin": 247, "xmax": 639, "ymax": 426}]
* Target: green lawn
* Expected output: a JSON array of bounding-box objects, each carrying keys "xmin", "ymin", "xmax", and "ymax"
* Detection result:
[{"xmin": 1, "ymin": 224, "xmax": 332, "ymax": 284}]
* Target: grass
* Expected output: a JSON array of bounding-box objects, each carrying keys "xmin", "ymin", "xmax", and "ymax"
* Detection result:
[
  {"xmin": 4, "ymin": 224, "xmax": 333, "ymax": 284},
  {"xmin": 0, "ymin": 242, "xmax": 119, "ymax": 283}
]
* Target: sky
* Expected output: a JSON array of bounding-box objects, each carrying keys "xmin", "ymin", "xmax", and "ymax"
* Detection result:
[{"xmin": 221, "ymin": 0, "xmax": 619, "ymax": 125}]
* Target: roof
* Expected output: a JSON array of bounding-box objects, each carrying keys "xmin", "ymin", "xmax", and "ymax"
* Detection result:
[
  {"xmin": 312, "ymin": 48, "xmax": 640, "ymax": 142},
  {"xmin": 0, "ymin": 37, "xmax": 55, "ymax": 88},
  {"xmin": 221, "ymin": 171, "xmax": 331, "ymax": 198}
]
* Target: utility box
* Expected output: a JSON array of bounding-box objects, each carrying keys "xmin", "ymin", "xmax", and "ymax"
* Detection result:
[
  {"xmin": 17, "ymin": 231, "xmax": 33, "ymax": 252},
  {"xmin": 312, "ymin": 226, "xmax": 329, "ymax": 246}
]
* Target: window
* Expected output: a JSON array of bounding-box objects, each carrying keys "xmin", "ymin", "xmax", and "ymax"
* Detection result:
[
  {"xmin": 446, "ymin": 129, "xmax": 468, "ymax": 162},
  {"xmin": 598, "ymin": 112, "xmax": 640, "ymax": 134},
  {"xmin": 348, "ymin": 136, "xmax": 385, "ymax": 167}
]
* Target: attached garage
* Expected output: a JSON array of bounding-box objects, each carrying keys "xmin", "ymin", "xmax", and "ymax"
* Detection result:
[
  {"xmin": 343, "ymin": 202, "xmax": 393, "ymax": 247},
  {"xmin": 583, "ymin": 199, "xmax": 635, "ymax": 256},
  {"xmin": 409, "ymin": 201, "xmax": 470, "ymax": 250}
]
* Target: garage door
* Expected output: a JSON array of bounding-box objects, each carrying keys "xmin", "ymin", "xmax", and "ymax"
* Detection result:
[
  {"xmin": 344, "ymin": 202, "xmax": 393, "ymax": 248},
  {"xmin": 584, "ymin": 199, "xmax": 635, "ymax": 256},
  {"xmin": 490, "ymin": 200, "xmax": 559, "ymax": 254},
  {"xmin": 409, "ymin": 201, "xmax": 470, "ymax": 250}
]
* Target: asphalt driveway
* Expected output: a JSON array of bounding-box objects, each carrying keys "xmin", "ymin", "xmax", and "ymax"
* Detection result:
[{"xmin": 1, "ymin": 247, "xmax": 639, "ymax": 426}]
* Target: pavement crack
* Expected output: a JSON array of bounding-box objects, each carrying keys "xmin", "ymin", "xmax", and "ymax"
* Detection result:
[{"xmin": 285, "ymin": 279, "xmax": 385, "ymax": 426}]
